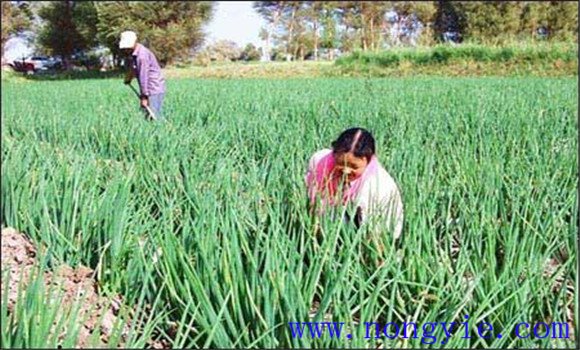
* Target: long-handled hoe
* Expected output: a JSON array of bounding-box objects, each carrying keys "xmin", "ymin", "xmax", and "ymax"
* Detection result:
[{"xmin": 128, "ymin": 83, "xmax": 157, "ymax": 121}]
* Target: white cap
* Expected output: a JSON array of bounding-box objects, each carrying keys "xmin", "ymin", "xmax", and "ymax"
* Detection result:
[{"xmin": 119, "ymin": 31, "xmax": 137, "ymax": 49}]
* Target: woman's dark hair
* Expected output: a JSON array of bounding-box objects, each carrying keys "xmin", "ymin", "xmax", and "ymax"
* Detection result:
[{"xmin": 331, "ymin": 127, "xmax": 375, "ymax": 162}]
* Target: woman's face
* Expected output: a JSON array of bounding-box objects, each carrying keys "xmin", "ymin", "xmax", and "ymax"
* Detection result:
[{"xmin": 333, "ymin": 152, "xmax": 368, "ymax": 182}]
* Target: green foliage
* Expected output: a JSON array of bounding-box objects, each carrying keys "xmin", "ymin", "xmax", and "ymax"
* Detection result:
[
  {"xmin": 1, "ymin": 263, "xmax": 160, "ymax": 348},
  {"xmin": 544, "ymin": 1, "xmax": 578, "ymax": 41},
  {"xmin": 391, "ymin": 1, "xmax": 438, "ymax": 26},
  {"xmin": 200, "ymin": 40, "xmax": 242, "ymax": 62},
  {"xmin": 240, "ymin": 43, "xmax": 262, "ymax": 61},
  {"xmin": 453, "ymin": 2, "xmax": 522, "ymax": 43},
  {"xmin": 252, "ymin": 2, "xmax": 578, "ymax": 57},
  {"xmin": 1, "ymin": 268, "xmax": 86, "ymax": 348},
  {"xmin": 1, "ymin": 77, "xmax": 577, "ymax": 347},
  {"xmin": 319, "ymin": 5, "xmax": 338, "ymax": 50},
  {"xmin": 36, "ymin": 1, "xmax": 98, "ymax": 59},
  {"xmin": 95, "ymin": 1, "xmax": 214, "ymax": 66},
  {"xmin": 336, "ymin": 42, "xmax": 578, "ymax": 68},
  {"xmin": 1, "ymin": 1, "xmax": 33, "ymax": 56},
  {"xmin": 451, "ymin": 2, "xmax": 578, "ymax": 44},
  {"xmin": 35, "ymin": 1, "xmax": 98, "ymax": 70}
]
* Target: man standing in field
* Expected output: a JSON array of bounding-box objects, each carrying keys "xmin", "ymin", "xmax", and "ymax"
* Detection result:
[{"xmin": 120, "ymin": 31, "xmax": 166, "ymax": 121}]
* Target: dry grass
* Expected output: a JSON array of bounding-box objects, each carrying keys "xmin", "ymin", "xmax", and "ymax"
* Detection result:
[{"xmin": 164, "ymin": 61, "xmax": 335, "ymax": 79}]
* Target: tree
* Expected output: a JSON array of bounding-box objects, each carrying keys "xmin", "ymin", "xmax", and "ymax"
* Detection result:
[
  {"xmin": 519, "ymin": 2, "xmax": 550, "ymax": 38},
  {"xmin": 36, "ymin": 1, "xmax": 98, "ymax": 70},
  {"xmin": 204, "ymin": 40, "xmax": 241, "ymax": 61},
  {"xmin": 433, "ymin": 1, "xmax": 577, "ymax": 43},
  {"xmin": 388, "ymin": 1, "xmax": 437, "ymax": 46},
  {"xmin": 358, "ymin": 2, "xmax": 392, "ymax": 51},
  {"xmin": 544, "ymin": 2, "xmax": 578, "ymax": 41},
  {"xmin": 253, "ymin": 2, "xmax": 287, "ymax": 62},
  {"xmin": 269, "ymin": 46, "xmax": 286, "ymax": 61},
  {"xmin": 258, "ymin": 27, "xmax": 269, "ymax": 60},
  {"xmin": 335, "ymin": 1, "xmax": 362, "ymax": 53},
  {"xmin": 517, "ymin": 2, "xmax": 577, "ymax": 41},
  {"xmin": 1, "ymin": 1, "xmax": 33, "ymax": 59},
  {"xmin": 319, "ymin": 3, "xmax": 339, "ymax": 59},
  {"xmin": 239, "ymin": 43, "xmax": 261, "ymax": 61},
  {"xmin": 453, "ymin": 2, "xmax": 512, "ymax": 43},
  {"xmin": 95, "ymin": 1, "xmax": 214, "ymax": 67},
  {"xmin": 332, "ymin": 2, "xmax": 392, "ymax": 52},
  {"xmin": 252, "ymin": 1, "xmax": 577, "ymax": 56},
  {"xmin": 433, "ymin": 1, "xmax": 465, "ymax": 42},
  {"xmin": 255, "ymin": 1, "xmax": 304, "ymax": 60},
  {"xmin": 279, "ymin": 1, "xmax": 302, "ymax": 60},
  {"xmin": 255, "ymin": 2, "xmax": 334, "ymax": 60},
  {"xmin": 302, "ymin": 1, "xmax": 323, "ymax": 60},
  {"xmin": 290, "ymin": 3, "xmax": 312, "ymax": 60},
  {"xmin": 366, "ymin": 2, "xmax": 390, "ymax": 51}
]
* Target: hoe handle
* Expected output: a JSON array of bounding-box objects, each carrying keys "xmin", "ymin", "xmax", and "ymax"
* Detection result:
[{"xmin": 128, "ymin": 84, "xmax": 157, "ymax": 121}]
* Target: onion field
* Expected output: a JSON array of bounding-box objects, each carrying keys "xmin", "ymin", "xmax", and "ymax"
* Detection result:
[{"xmin": 1, "ymin": 77, "xmax": 577, "ymax": 348}]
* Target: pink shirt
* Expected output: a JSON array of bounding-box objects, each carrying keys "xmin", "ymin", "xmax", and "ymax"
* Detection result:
[{"xmin": 306, "ymin": 149, "xmax": 404, "ymax": 239}]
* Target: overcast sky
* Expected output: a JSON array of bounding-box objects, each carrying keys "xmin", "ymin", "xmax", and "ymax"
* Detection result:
[{"xmin": 4, "ymin": 1, "xmax": 265, "ymax": 61}]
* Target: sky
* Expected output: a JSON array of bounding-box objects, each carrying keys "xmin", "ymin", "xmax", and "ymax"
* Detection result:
[
  {"xmin": 203, "ymin": 1, "xmax": 265, "ymax": 47},
  {"xmin": 4, "ymin": 36, "xmax": 33, "ymax": 62},
  {"xmin": 3, "ymin": 1, "xmax": 265, "ymax": 61}
]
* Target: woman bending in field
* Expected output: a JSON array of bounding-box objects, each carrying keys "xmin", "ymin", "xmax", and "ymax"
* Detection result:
[{"xmin": 305, "ymin": 128, "xmax": 404, "ymax": 248}]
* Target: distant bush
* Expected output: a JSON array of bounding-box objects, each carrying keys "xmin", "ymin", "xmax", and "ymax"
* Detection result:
[
  {"xmin": 431, "ymin": 46, "xmax": 452, "ymax": 64},
  {"xmin": 336, "ymin": 43, "xmax": 578, "ymax": 69},
  {"xmin": 239, "ymin": 44, "xmax": 262, "ymax": 62}
]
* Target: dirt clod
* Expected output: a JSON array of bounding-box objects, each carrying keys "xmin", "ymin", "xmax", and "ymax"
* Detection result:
[{"xmin": 1, "ymin": 227, "xmax": 128, "ymax": 348}]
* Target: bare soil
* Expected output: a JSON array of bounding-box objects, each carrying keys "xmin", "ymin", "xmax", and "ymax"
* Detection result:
[{"xmin": 1, "ymin": 227, "xmax": 125, "ymax": 348}]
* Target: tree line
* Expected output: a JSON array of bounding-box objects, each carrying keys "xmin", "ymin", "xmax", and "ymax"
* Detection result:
[
  {"xmin": 2, "ymin": 1, "xmax": 578, "ymax": 68},
  {"xmin": 254, "ymin": 1, "xmax": 578, "ymax": 61},
  {"xmin": 2, "ymin": 1, "xmax": 214, "ymax": 68}
]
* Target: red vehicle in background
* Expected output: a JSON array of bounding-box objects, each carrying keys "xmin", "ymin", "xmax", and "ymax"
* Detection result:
[{"xmin": 9, "ymin": 59, "xmax": 35, "ymax": 74}]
